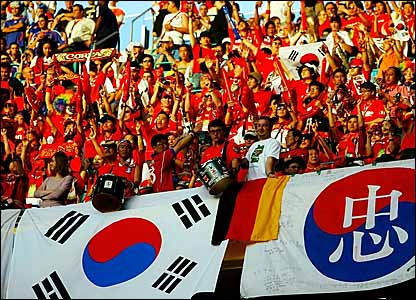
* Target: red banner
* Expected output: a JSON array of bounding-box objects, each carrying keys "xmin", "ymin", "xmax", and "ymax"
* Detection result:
[{"xmin": 53, "ymin": 48, "xmax": 117, "ymax": 63}]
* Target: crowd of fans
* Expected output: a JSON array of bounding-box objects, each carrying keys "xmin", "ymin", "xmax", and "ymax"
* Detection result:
[{"xmin": 1, "ymin": 0, "xmax": 415, "ymax": 209}]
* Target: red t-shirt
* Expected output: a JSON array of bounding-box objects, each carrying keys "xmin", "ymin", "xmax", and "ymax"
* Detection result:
[
  {"xmin": 351, "ymin": 100, "xmax": 386, "ymax": 126},
  {"xmin": 289, "ymin": 79, "xmax": 309, "ymax": 115},
  {"xmin": 151, "ymin": 148, "xmax": 176, "ymax": 193},
  {"xmin": 253, "ymin": 89, "xmax": 272, "ymax": 116},
  {"xmin": 200, "ymin": 141, "xmax": 240, "ymax": 170},
  {"xmin": 255, "ymin": 50, "xmax": 276, "ymax": 82},
  {"xmin": 192, "ymin": 44, "xmax": 216, "ymax": 74},
  {"xmin": 369, "ymin": 13, "xmax": 392, "ymax": 38}
]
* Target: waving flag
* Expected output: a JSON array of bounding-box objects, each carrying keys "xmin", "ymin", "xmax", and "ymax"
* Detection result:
[
  {"xmin": 4, "ymin": 188, "xmax": 227, "ymax": 299},
  {"xmin": 278, "ymin": 42, "xmax": 326, "ymax": 80},
  {"xmin": 81, "ymin": 62, "xmax": 91, "ymax": 104},
  {"xmin": 121, "ymin": 59, "xmax": 131, "ymax": 103},
  {"xmin": 240, "ymin": 159, "xmax": 415, "ymax": 298}
]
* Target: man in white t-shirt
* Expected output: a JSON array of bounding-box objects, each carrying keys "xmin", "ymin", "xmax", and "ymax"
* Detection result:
[{"xmin": 241, "ymin": 116, "xmax": 281, "ymax": 181}]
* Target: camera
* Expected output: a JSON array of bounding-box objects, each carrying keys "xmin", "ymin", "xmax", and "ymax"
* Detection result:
[{"xmin": 394, "ymin": 93, "xmax": 401, "ymax": 103}]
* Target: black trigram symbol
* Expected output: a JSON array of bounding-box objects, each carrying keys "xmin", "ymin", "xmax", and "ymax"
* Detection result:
[
  {"xmin": 32, "ymin": 271, "xmax": 71, "ymax": 299},
  {"xmin": 288, "ymin": 50, "xmax": 299, "ymax": 61},
  {"xmin": 44, "ymin": 211, "xmax": 89, "ymax": 244},
  {"xmin": 152, "ymin": 256, "xmax": 197, "ymax": 294},
  {"xmin": 317, "ymin": 47, "xmax": 326, "ymax": 57},
  {"xmin": 172, "ymin": 195, "xmax": 211, "ymax": 229}
]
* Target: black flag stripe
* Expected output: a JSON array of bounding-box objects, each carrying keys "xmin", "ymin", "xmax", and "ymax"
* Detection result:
[
  {"xmin": 165, "ymin": 278, "xmax": 182, "ymax": 294},
  {"xmin": 172, "ymin": 195, "xmax": 211, "ymax": 229},
  {"xmin": 167, "ymin": 256, "xmax": 183, "ymax": 271},
  {"xmin": 173, "ymin": 258, "xmax": 190, "ymax": 274},
  {"xmin": 172, "ymin": 203, "xmax": 193, "ymax": 229},
  {"xmin": 50, "ymin": 213, "xmax": 83, "ymax": 241},
  {"xmin": 153, "ymin": 256, "xmax": 197, "ymax": 294},
  {"xmin": 45, "ymin": 211, "xmax": 89, "ymax": 244},
  {"xmin": 191, "ymin": 195, "xmax": 211, "ymax": 217},
  {"xmin": 57, "ymin": 215, "xmax": 89, "ymax": 244},
  {"xmin": 151, "ymin": 273, "xmax": 168, "ymax": 288},
  {"xmin": 32, "ymin": 271, "xmax": 71, "ymax": 299},
  {"xmin": 32, "ymin": 284, "xmax": 45, "ymax": 299},
  {"xmin": 182, "ymin": 199, "xmax": 201, "ymax": 222},
  {"xmin": 180, "ymin": 261, "xmax": 197, "ymax": 277},
  {"xmin": 45, "ymin": 211, "xmax": 77, "ymax": 237},
  {"xmin": 159, "ymin": 274, "xmax": 176, "ymax": 291}
]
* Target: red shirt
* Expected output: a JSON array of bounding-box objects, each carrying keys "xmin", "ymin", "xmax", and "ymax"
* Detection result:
[
  {"xmin": 289, "ymin": 79, "xmax": 309, "ymax": 115},
  {"xmin": 200, "ymin": 141, "xmax": 240, "ymax": 170},
  {"xmin": 336, "ymin": 129, "xmax": 367, "ymax": 158},
  {"xmin": 192, "ymin": 44, "xmax": 215, "ymax": 74},
  {"xmin": 369, "ymin": 13, "xmax": 391, "ymax": 38},
  {"xmin": 352, "ymin": 100, "xmax": 386, "ymax": 126},
  {"xmin": 151, "ymin": 148, "xmax": 176, "ymax": 193},
  {"xmin": 253, "ymin": 89, "xmax": 272, "ymax": 116},
  {"xmin": 255, "ymin": 50, "xmax": 276, "ymax": 82}
]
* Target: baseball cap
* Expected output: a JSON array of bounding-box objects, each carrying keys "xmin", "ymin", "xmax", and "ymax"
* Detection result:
[
  {"xmin": 221, "ymin": 37, "xmax": 232, "ymax": 44},
  {"xmin": 102, "ymin": 140, "xmax": 117, "ymax": 148},
  {"xmin": 9, "ymin": 1, "xmax": 21, "ymax": 9},
  {"xmin": 244, "ymin": 129, "xmax": 257, "ymax": 140},
  {"xmin": 350, "ymin": 58, "xmax": 363, "ymax": 68},
  {"xmin": 248, "ymin": 72, "xmax": 263, "ymax": 85}
]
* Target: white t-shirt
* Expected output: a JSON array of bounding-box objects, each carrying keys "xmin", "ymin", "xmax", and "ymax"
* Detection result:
[
  {"xmin": 245, "ymin": 138, "xmax": 281, "ymax": 181},
  {"xmin": 162, "ymin": 11, "xmax": 187, "ymax": 45}
]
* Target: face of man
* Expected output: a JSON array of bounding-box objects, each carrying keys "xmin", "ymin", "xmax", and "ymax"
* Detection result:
[
  {"xmin": 347, "ymin": 116, "xmax": 359, "ymax": 132},
  {"xmin": 285, "ymin": 131, "xmax": 298, "ymax": 148},
  {"xmin": 308, "ymin": 85, "xmax": 321, "ymax": 99},
  {"xmin": 285, "ymin": 161, "xmax": 302, "ymax": 175},
  {"xmin": 22, "ymin": 67, "xmax": 35, "ymax": 81},
  {"xmin": 333, "ymin": 71, "xmax": 346, "ymax": 87},
  {"xmin": 73, "ymin": 6, "xmax": 83, "ymax": 19},
  {"xmin": 155, "ymin": 113, "xmax": 169, "ymax": 130},
  {"xmin": 255, "ymin": 118, "xmax": 271, "ymax": 140},
  {"xmin": 247, "ymin": 76, "xmax": 258, "ymax": 89},
  {"xmin": 308, "ymin": 149, "xmax": 319, "ymax": 164},
  {"xmin": 101, "ymin": 120, "xmax": 114, "ymax": 132},
  {"xmin": 1, "ymin": 66, "xmax": 10, "ymax": 80},
  {"xmin": 360, "ymin": 88, "xmax": 374, "ymax": 102},
  {"xmin": 118, "ymin": 141, "xmax": 132, "ymax": 159},
  {"xmin": 208, "ymin": 126, "xmax": 225, "ymax": 145},
  {"xmin": 383, "ymin": 68, "xmax": 398, "ymax": 85},
  {"xmin": 153, "ymin": 138, "xmax": 168, "ymax": 154}
]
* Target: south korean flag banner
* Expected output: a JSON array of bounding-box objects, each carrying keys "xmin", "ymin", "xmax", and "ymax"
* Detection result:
[
  {"xmin": 4, "ymin": 187, "xmax": 227, "ymax": 299},
  {"xmin": 278, "ymin": 41, "xmax": 326, "ymax": 80}
]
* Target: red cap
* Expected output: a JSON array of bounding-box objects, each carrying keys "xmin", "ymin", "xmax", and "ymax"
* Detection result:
[{"xmin": 350, "ymin": 58, "xmax": 363, "ymax": 67}]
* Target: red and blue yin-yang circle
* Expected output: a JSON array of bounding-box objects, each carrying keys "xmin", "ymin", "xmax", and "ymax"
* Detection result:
[
  {"xmin": 82, "ymin": 218, "xmax": 162, "ymax": 287},
  {"xmin": 304, "ymin": 168, "xmax": 415, "ymax": 282}
]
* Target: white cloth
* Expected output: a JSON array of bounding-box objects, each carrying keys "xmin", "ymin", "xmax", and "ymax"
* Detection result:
[
  {"xmin": 245, "ymin": 137, "xmax": 281, "ymax": 180},
  {"xmin": 325, "ymin": 30, "xmax": 354, "ymax": 56},
  {"xmin": 65, "ymin": 17, "xmax": 95, "ymax": 46}
]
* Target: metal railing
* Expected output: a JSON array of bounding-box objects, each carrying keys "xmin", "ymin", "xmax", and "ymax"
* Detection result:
[{"xmin": 129, "ymin": 7, "xmax": 154, "ymax": 48}]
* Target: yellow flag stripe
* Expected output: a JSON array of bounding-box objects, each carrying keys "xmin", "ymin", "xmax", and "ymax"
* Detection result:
[{"xmin": 250, "ymin": 176, "xmax": 290, "ymax": 242}]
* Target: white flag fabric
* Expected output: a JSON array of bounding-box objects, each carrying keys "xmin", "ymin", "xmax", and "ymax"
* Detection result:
[
  {"xmin": 278, "ymin": 41, "xmax": 326, "ymax": 80},
  {"xmin": 1, "ymin": 209, "xmax": 22, "ymax": 300},
  {"xmin": 241, "ymin": 159, "xmax": 415, "ymax": 298},
  {"xmin": 4, "ymin": 187, "xmax": 227, "ymax": 299}
]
